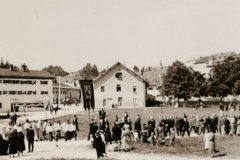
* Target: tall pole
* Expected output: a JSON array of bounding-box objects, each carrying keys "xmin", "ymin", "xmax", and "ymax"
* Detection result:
[{"xmin": 58, "ymin": 77, "xmax": 61, "ymax": 109}]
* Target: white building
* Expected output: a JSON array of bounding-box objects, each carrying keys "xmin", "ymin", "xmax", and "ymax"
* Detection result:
[
  {"xmin": 94, "ymin": 62, "xmax": 147, "ymax": 108},
  {"xmin": 0, "ymin": 67, "xmax": 55, "ymax": 112}
]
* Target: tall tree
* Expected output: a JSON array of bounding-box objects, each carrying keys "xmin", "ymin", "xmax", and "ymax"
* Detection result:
[
  {"xmin": 133, "ymin": 65, "xmax": 140, "ymax": 73},
  {"xmin": 42, "ymin": 65, "xmax": 69, "ymax": 76},
  {"xmin": 79, "ymin": 63, "xmax": 99, "ymax": 80},
  {"xmin": 191, "ymin": 69, "xmax": 207, "ymax": 98},
  {"xmin": 163, "ymin": 61, "xmax": 194, "ymax": 102},
  {"xmin": 207, "ymin": 56, "xmax": 240, "ymax": 100}
]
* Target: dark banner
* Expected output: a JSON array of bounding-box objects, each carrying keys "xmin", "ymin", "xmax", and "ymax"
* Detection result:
[{"xmin": 79, "ymin": 80, "xmax": 95, "ymax": 111}]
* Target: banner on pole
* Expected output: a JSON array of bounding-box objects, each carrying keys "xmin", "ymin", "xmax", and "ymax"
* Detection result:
[{"xmin": 79, "ymin": 80, "xmax": 95, "ymax": 111}]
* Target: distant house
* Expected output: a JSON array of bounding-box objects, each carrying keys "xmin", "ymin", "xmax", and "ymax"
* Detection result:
[
  {"xmin": 143, "ymin": 66, "xmax": 168, "ymax": 103},
  {"xmin": 94, "ymin": 62, "xmax": 147, "ymax": 108},
  {"xmin": 0, "ymin": 66, "xmax": 55, "ymax": 112},
  {"xmin": 52, "ymin": 83, "xmax": 80, "ymax": 105},
  {"xmin": 184, "ymin": 52, "xmax": 237, "ymax": 78}
]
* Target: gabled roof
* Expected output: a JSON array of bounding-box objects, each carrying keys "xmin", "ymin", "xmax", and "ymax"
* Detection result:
[
  {"xmin": 94, "ymin": 62, "xmax": 147, "ymax": 85},
  {"xmin": 0, "ymin": 69, "xmax": 55, "ymax": 79}
]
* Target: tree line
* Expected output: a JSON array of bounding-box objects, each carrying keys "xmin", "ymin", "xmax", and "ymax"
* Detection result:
[{"xmin": 163, "ymin": 56, "xmax": 240, "ymax": 102}]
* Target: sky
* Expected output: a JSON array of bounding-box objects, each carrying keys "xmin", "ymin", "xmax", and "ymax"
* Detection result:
[{"xmin": 1, "ymin": 0, "xmax": 240, "ymax": 72}]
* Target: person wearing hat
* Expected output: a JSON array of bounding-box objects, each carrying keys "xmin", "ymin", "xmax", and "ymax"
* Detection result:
[{"xmin": 27, "ymin": 125, "xmax": 35, "ymax": 152}]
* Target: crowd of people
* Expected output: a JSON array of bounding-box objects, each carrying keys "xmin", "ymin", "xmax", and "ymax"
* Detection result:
[
  {"xmin": 1, "ymin": 105, "xmax": 240, "ymax": 159},
  {"xmin": 0, "ymin": 115, "xmax": 79, "ymax": 157},
  {"xmin": 88, "ymin": 107, "xmax": 240, "ymax": 158}
]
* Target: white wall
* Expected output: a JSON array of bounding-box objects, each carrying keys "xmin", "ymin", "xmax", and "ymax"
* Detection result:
[
  {"xmin": 94, "ymin": 68, "xmax": 146, "ymax": 108},
  {"xmin": 0, "ymin": 78, "xmax": 53, "ymax": 112}
]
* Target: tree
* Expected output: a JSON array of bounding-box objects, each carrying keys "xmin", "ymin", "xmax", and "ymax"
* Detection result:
[
  {"xmin": 0, "ymin": 59, "xmax": 4, "ymax": 68},
  {"xmin": 163, "ymin": 61, "xmax": 194, "ymax": 103},
  {"xmin": 191, "ymin": 69, "xmax": 207, "ymax": 98},
  {"xmin": 79, "ymin": 63, "xmax": 99, "ymax": 80},
  {"xmin": 133, "ymin": 65, "xmax": 140, "ymax": 73},
  {"xmin": 207, "ymin": 56, "xmax": 240, "ymax": 100},
  {"xmin": 42, "ymin": 65, "xmax": 69, "ymax": 76}
]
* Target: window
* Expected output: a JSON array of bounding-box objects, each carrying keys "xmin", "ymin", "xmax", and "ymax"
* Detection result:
[
  {"xmin": 118, "ymin": 97, "xmax": 123, "ymax": 106},
  {"xmin": 133, "ymin": 86, "xmax": 137, "ymax": 93},
  {"xmin": 0, "ymin": 91, "xmax": 1, "ymax": 95},
  {"xmin": 40, "ymin": 81, "xmax": 48, "ymax": 85},
  {"xmin": 0, "ymin": 80, "xmax": 2, "ymax": 83},
  {"xmin": 3, "ymin": 91, "xmax": 7, "ymax": 95},
  {"xmin": 148, "ymin": 87, "xmax": 153, "ymax": 90},
  {"xmin": 27, "ymin": 91, "xmax": 32, "ymax": 95},
  {"xmin": 41, "ymin": 91, "xmax": 48, "ymax": 95},
  {"xmin": 9, "ymin": 91, "xmax": 16, "ymax": 95},
  {"xmin": 115, "ymin": 72, "xmax": 122, "ymax": 80},
  {"xmin": 0, "ymin": 103, "xmax": 2, "ymax": 109},
  {"xmin": 101, "ymin": 86, "xmax": 105, "ymax": 92},
  {"xmin": 116, "ymin": 84, "xmax": 121, "ymax": 92}
]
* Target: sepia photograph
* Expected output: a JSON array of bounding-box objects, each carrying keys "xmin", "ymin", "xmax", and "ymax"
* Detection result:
[{"xmin": 1, "ymin": 0, "xmax": 240, "ymax": 159}]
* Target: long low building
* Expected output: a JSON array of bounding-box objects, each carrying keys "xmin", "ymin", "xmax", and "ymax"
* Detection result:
[
  {"xmin": 0, "ymin": 66, "xmax": 55, "ymax": 112},
  {"xmin": 52, "ymin": 82, "xmax": 80, "ymax": 105}
]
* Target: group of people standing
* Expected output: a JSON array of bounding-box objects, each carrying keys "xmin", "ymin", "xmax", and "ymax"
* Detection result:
[
  {"xmin": 88, "ymin": 107, "xmax": 240, "ymax": 158},
  {"xmin": 0, "ymin": 115, "xmax": 79, "ymax": 157}
]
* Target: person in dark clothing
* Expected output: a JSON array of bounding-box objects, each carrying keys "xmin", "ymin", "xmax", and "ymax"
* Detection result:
[
  {"xmin": 16, "ymin": 131, "xmax": 25, "ymax": 156},
  {"xmin": 95, "ymin": 131, "xmax": 106, "ymax": 159},
  {"xmin": 105, "ymin": 124, "xmax": 112, "ymax": 145},
  {"xmin": 0, "ymin": 134, "xmax": 8, "ymax": 155},
  {"xmin": 182, "ymin": 118, "xmax": 190, "ymax": 137},
  {"xmin": 224, "ymin": 118, "xmax": 230, "ymax": 135},
  {"xmin": 219, "ymin": 102, "xmax": 224, "ymax": 111},
  {"xmin": 27, "ymin": 126, "xmax": 35, "ymax": 152},
  {"xmin": 134, "ymin": 115, "xmax": 142, "ymax": 139},
  {"xmin": 111, "ymin": 123, "xmax": 118, "ymax": 143},
  {"xmin": 175, "ymin": 116, "xmax": 181, "ymax": 136},
  {"xmin": 8, "ymin": 129, "xmax": 18, "ymax": 158},
  {"xmin": 73, "ymin": 115, "xmax": 79, "ymax": 131}
]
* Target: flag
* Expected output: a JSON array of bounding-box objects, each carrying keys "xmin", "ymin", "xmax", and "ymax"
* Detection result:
[{"xmin": 79, "ymin": 80, "xmax": 95, "ymax": 111}]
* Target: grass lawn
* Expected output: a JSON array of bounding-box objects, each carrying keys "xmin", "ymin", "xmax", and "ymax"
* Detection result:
[{"xmin": 53, "ymin": 107, "xmax": 240, "ymax": 159}]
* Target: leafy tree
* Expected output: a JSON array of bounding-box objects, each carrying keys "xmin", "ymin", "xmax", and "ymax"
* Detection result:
[
  {"xmin": 207, "ymin": 56, "xmax": 240, "ymax": 100},
  {"xmin": 163, "ymin": 61, "xmax": 194, "ymax": 102},
  {"xmin": 42, "ymin": 65, "xmax": 69, "ymax": 76},
  {"xmin": 79, "ymin": 63, "xmax": 99, "ymax": 80},
  {"xmin": 191, "ymin": 69, "xmax": 207, "ymax": 98},
  {"xmin": 133, "ymin": 65, "xmax": 140, "ymax": 73}
]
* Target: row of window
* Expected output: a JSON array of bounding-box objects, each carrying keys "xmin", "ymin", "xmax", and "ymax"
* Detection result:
[
  {"xmin": 100, "ymin": 85, "xmax": 137, "ymax": 93},
  {"xmin": 0, "ymin": 80, "xmax": 48, "ymax": 85},
  {"xmin": 53, "ymin": 91, "xmax": 68, "ymax": 94},
  {"xmin": 0, "ymin": 90, "xmax": 48, "ymax": 95}
]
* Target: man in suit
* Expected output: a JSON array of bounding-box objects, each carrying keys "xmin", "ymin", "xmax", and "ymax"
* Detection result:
[{"xmin": 27, "ymin": 126, "xmax": 35, "ymax": 152}]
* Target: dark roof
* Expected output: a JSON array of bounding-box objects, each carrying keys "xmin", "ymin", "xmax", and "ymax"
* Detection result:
[
  {"xmin": 194, "ymin": 56, "xmax": 210, "ymax": 64},
  {"xmin": 0, "ymin": 69, "xmax": 55, "ymax": 79},
  {"xmin": 94, "ymin": 62, "xmax": 147, "ymax": 84},
  {"xmin": 143, "ymin": 68, "xmax": 167, "ymax": 86}
]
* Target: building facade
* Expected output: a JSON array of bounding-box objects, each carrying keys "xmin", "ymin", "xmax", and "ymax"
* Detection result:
[
  {"xmin": 52, "ymin": 83, "xmax": 80, "ymax": 105},
  {"xmin": 0, "ymin": 68, "xmax": 55, "ymax": 112},
  {"xmin": 94, "ymin": 62, "xmax": 147, "ymax": 108}
]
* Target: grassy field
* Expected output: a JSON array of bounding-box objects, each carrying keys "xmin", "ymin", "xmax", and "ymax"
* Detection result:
[{"xmin": 53, "ymin": 107, "xmax": 240, "ymax": 159}]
